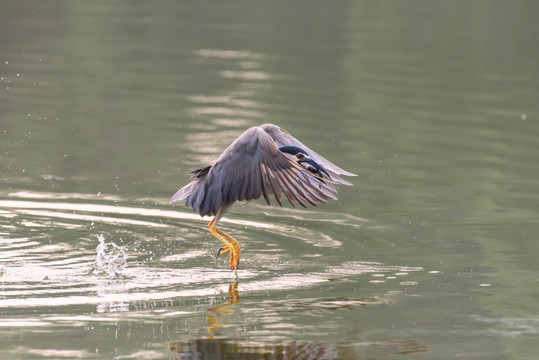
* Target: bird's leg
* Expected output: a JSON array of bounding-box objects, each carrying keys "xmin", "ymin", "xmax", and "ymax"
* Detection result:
[
  {"xmin": 215, "ymin": 228, "xmax": 241, "ymax": 270},
  {"xmin": 208, "ymin": 219, "xmax": 233, "ymax": 257},
  {"xmin": 208, "ymin": 218, "xmax": 240, "ymax": 275}
]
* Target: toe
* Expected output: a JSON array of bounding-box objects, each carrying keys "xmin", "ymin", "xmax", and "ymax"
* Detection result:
[{"xmin": 218, "ymin": 246, "xmax": 231, "ymax": 256}]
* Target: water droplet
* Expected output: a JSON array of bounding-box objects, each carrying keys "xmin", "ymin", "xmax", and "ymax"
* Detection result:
[{"xmin": 92, "ymin": 234, "xmax": 128, "ymax": 279}]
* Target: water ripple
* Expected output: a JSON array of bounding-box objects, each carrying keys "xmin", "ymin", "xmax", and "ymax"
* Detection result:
[{"xmin": 0, "ymin": 191, "xmax": 423, "ymax": 316}]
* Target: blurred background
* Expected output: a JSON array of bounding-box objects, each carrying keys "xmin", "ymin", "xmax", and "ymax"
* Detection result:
[{"xmin": 1, "ymin": 1, "xmax": 538, "ymax": 359}]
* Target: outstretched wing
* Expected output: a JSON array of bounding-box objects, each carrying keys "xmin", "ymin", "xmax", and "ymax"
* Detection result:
[
  {"xmin": 170, "ymin": 126, "xmax": 337, "ymax": 217},
  {"xmin": 260, "ymin": 124, "xmax": 357, "ymax": 185}
]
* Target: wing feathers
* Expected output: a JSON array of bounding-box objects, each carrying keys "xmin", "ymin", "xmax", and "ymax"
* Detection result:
[
  {"xmin": 263, "ymin": 164, "xmax": 283, "ymax": 207},
  {"xmin": 171, "ymin": 126, "xmax": 344, "ymax": 217},
  {"xmin": 272, "ymin": 165, "xmax": 304, "ymax": 207}
]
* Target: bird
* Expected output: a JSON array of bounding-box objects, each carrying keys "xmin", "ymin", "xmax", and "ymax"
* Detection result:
[{"xmin": 170, "ymin": 124, "xmax": 356, "ymax": 275}]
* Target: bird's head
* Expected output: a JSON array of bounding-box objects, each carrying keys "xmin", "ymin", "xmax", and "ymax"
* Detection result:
[
  {"xmin": 278, "ymin": 146, "xmax": 309, "ymax": 158},
  {"xmin": 278, "ymin": 146, "xmax": 331, "ymax": 179}
]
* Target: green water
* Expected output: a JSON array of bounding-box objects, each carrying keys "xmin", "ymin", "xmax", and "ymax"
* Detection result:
[{"xmin": 1, "ymin": 1, "xmax": 538, "ymax": 359}]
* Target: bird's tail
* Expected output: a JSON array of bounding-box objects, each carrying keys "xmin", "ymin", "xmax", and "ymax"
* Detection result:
[
  {"xmin": 169, "ymin": 181, "xmax": 197, "ymax": 204},
  {"xmin": 170, "ymin": 166, "xmax": 211, "ymax": 204}
]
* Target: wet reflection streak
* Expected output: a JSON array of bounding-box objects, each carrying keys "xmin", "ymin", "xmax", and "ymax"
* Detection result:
[
  {"xmin": 169, "ymin": 282, "xmax": 341, "ymax": 359},
  {"xmin": 206, "ymin": 282, "xmax": 240, "ymax": 339},
  {"xmin": 168, "ymin": 281, "xmax": 428, "ymax": 359}
]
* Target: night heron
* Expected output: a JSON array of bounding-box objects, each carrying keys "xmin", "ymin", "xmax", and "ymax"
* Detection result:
[{"xmin": 170, "ymin": 124, "xmax": 356, "ymax": 275}]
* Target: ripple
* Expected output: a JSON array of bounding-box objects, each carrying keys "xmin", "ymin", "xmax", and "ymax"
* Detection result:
[
  {"xmin": 195, "ymin": 49, "xmax": 264, "ymax": 60},
  {"xmin": 472, "ymin": 315, "xmax": 539, "ymax": 336},
  {"xmin": 169, "ymin": 338, "xmax": 427, "ymax": 359},
  {"xmin": 0, "ymin": 191, "xmax": 430, "ymax": 360},
  {"xmin": 0, "ymin": 191, "xmax": 423, "ymax": 314},
  {"xmin": 220, "ymin": 70, "xmax": 272, "ymax": 81}
]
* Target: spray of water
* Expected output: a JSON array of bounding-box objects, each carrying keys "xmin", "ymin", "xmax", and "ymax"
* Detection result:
[{"xmin": 92, "ymin": 234, "xmax": 128, "ymax": 279}]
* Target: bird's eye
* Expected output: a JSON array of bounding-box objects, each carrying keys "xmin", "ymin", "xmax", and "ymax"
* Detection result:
[{"xmin": 296, "ymin": 153, "xmax": 305, "ymax": 159}]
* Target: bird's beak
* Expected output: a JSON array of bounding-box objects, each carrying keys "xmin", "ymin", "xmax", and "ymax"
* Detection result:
[{"xmin": 299, "ymin": 157, "xmax": 332, "ymax": 180}]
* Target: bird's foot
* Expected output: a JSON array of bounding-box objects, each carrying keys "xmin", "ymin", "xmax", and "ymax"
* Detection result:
[
  {"xmin": 231, "ymin": 258, "xmax": 240, "ymax": 275},
  {"xmin": 230, "ymin": 248, "xmax": 240, "ymax": 275},
  {"xmin": 217, "ymin": 245, "xmax": 240, "ymax": 275}
]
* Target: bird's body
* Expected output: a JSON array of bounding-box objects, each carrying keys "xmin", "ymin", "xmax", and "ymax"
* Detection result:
[{"xmin": 170, "ymin": 124, "xmax": 356, "ymax": 275}]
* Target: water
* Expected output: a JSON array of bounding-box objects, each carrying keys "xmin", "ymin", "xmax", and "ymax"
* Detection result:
[{"xmin": 1, "ymin": 1, "xmax": 538, "ymax": 359}]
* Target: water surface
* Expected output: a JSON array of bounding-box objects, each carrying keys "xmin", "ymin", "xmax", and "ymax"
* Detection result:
[{"xmin": 1, "ymin": 1, "xmax": 538, "ymax": 359}]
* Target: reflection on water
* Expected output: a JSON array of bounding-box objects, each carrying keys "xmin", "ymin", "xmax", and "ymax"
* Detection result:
[
  {"xmin": 170, "ymin": 339, "xmax": 428, "ymax": 359},
  {"xmin": 205, "ymin": 282, "xmax": 239, "ymax": 339},
  {"xmin": 171, "ymin": 282, "xmax": 427, "ymax": 359},
  {"xmin": 170, "ymin": 339, "xmax": 341, "ymax": 360},
  {"xmin": 171, "ymin": 338, "xmax": 427, "ymax": 359}
]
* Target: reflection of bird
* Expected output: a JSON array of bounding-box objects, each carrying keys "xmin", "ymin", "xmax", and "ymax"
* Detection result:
[
  {"xmin": 206, "ymin": 282, "xmax": 239, "ymax": 339},
  {"xmin": 170, "ymin": 124, "xmax": 356, "ymax": 275}
]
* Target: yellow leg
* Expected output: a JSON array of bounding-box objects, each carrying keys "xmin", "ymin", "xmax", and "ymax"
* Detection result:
[
  {"xmin": 216, "ymin": 228, "xmax": 240, "ymax": 258},
  {"xmin": 216, "ymin": 227, "xmax": 241, "ymax": 273},
  {"xmin": 208, "ymin": 219, "xmax": 241, "ymax": 275}
]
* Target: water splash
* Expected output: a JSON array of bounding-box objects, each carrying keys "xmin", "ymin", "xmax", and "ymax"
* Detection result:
[{"xmin": 92, "ymin": 234, "xmax": 128, "ymax": 279}]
